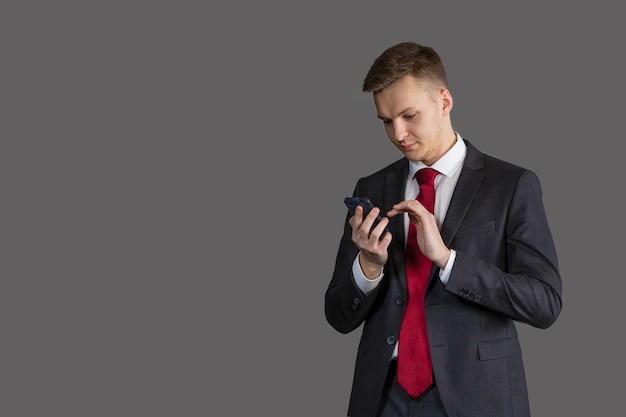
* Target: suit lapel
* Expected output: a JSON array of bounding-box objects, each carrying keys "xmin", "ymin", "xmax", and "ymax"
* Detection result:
[{"xmin": 440, "ymin": 140, "xmax": 486, "ymax": 247}]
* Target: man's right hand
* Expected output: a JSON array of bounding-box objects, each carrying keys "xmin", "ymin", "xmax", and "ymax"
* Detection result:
[{"xmin": 349, "ymin": 205, "xmax": 392, "ymax": 279}]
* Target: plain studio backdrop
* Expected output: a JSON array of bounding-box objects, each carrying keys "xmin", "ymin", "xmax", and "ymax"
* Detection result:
[{"xmin": 2, "ymin": 2, "xmax": 624, "ymax": 416}]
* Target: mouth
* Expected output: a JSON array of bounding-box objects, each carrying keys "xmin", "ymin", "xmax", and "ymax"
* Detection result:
[{"xmin": 400, "ymin": 142, "xmax": 417, "ymax": 151}]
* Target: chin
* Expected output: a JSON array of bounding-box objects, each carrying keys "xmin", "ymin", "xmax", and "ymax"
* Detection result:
[{"xmin": 404, "ymin": 151, "xmax": 424, "ymax": 162}]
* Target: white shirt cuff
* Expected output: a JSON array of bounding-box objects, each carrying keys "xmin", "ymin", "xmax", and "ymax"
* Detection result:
[
  {"xmin": 438, "ymin": 249, "xmax": 456, "ymax": 285},
  {"xmin": 352, "ymin": 253, "xmax": 383, "ymax": 295}
]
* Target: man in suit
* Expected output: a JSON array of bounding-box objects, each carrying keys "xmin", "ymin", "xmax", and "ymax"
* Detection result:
[{"xmin": 325, "ymin": 42, "xmax": 562, "ymax": 417}]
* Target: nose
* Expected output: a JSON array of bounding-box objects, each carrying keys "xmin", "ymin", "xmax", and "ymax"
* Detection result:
[{"xmin": 394, "ymin": 120, "xmax": 408, "ymax": 142}]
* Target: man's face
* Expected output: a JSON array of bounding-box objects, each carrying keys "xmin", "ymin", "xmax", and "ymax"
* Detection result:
[{"xmin": 373, "ymin": 75, "xmax": 453, "ymax": 165}]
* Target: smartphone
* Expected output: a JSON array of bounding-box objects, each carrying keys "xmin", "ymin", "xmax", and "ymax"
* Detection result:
[{"xmin": 343, "ymin": 197, "xmax": 389, "ymax": 233}]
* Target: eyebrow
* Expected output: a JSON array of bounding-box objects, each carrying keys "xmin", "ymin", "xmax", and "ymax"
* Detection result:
[{"xmin": 377, "ymin": 107, "xmax": 417, "ymax": 120}]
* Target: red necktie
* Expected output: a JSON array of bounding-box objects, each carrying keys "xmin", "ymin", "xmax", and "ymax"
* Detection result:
[{"xmin": 397, "ymin": 167, "xmax": 438, "ymax": 398}]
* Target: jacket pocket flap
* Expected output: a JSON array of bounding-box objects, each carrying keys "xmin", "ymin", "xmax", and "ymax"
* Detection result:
[
  {"xmin": 456, "ymin": 220, "xmax": 495, "ymax": 239},
  {"xmin": 478, "ymin": 338, "xmax": 521, "ymax": 360}
]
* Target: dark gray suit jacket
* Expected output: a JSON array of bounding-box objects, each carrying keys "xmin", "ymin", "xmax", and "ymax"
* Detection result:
[{"xmin": 325, "ymin": 140, "xmax": 562, "ymax": 417}]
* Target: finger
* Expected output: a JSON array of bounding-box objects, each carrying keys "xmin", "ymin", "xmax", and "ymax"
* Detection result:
[
  {"xmin": 370, "ymin": 217, "xmax": 392, "ymax": 241},
  {"xmin": 354, "ymin": 204, "xmax": 364, "ymax": 220},
  {"xmin": 388, "ymin": 200, "xmax": 424, "ymax": 217},
  {"xmin": 387, "ymin": 201, "xmax": 409, "ymax": 217},
  {"xmin": 379, "ymin": 229, "xmax": 393, "ymax": 246},
  {"xmin": 361, "ymin": 207, "xmax": 380, "ymax": 233},
  {"xmin": 349, "ymin": 205, "xmax": 364, "ymax": 227}
]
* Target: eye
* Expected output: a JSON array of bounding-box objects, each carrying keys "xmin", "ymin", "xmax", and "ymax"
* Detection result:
[
  {"xmin": 382, "ymin": 119, "xmax": 392, "ymax": 126},
  {"xmin": 404, "ymin": 113, "xmax": 416, "ymax": 120}
]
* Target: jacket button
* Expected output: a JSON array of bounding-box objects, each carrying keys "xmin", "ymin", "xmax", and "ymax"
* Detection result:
[
  {"xmin": 386, "ymin": 336, "xmax": 396, "ymax": 345},
  {"xmin": 352, "ymin": 297, "xmax": 361, "ymax": 310},
  {"xmin": 395, "ymin": 296, "xmax": 405, "ymax": 306}
]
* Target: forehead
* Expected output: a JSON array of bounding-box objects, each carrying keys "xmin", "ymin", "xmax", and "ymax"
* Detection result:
[{"xmin": 373, "ymin": 76, "xmax": 435, "ymax": 116}]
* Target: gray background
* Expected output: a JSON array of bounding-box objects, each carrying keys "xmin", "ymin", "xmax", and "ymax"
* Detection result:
[{"xmin": 2, "ymin": 1, "xmax": 624, "ymax": 416}]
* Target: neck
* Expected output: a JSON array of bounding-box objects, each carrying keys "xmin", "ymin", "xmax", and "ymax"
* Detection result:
[{"xmin": 422, "ymin": 129, "xmax": 457, "ymax": 166}]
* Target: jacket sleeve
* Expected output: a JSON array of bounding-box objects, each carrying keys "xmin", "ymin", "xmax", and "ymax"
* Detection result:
[
  {"xmin": 444, "ymin": 169, "xmax": 562, "ymax": 328},
  {"xmin": 324, "ymin": 184, "xmax": 384, "ymax": 334}
]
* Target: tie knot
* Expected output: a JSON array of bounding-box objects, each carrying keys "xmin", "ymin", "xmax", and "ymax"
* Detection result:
[{"xmin": 414, "ymin": 168, "xmax": 439, "ymax": 187}]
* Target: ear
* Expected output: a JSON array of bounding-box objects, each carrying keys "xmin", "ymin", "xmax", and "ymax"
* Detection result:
[{"xmin": 441, "ymin": 88, "xmax": 453, "ymax": 115}]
